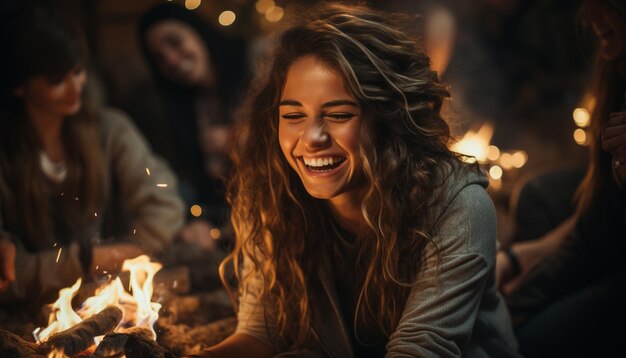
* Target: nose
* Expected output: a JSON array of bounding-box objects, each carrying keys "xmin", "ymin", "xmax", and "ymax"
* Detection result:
[
  {"xmin": 161, "ymin": 48, "xmax": 182, "ymax": 71},
  {"xmin": 302, "ymin": 118, "xmax": 330, "ymax": 149},
  {"xmin": 67, "ymin": 70, "xmax": 86, "ymax": 96}
]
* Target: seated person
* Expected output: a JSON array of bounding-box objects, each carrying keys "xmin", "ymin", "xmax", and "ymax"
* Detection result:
[
  {"xmin": 194, "ymin": 4, "xmax": 519, "ymax": 357},
  {"xmin": 496, "ymin": 1, "xmax": 626, "ymax": 356},
  {"xmin": 0, "ymin": 2, "xmax": 184, "ymax": 304}
]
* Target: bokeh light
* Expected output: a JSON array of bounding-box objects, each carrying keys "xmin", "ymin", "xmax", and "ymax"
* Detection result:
[
  {"xmin": 489, "ymin": 165, "xmax": 503, "ymax": 180},
  {"xmin": 265, "ymin": 6, "xmax": 284, "ymax": 22},
  {"xmin": 219, "ymin": 11, "xmax": 236, "ymax": 26},
  {"xmin": 256, "ymin": 0, "xmax": 274, "ymax": 13},
  {"xmin": 185, "ymin": 0, "xmax": 201, "ymax": 10},
  {"xmin": 573, "ymin": 108, "xmax": 591, "ymax": 128},
  {"xmin": 190, "ymin": 205, "xmax": 202, "ymax": 217},
  {"xmin": 573, "ymin": 128, "xmax": 587, "ymax": 146}
]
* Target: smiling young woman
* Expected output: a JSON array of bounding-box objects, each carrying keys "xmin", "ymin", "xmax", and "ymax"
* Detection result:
[{"xmin": 194, "ymin": 4, "xmax": 520, "ymax": 358}]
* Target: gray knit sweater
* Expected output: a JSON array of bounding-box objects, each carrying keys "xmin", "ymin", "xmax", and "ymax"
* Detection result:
[
  {"xmin": 235, "ymin": 164, "xmax": 520, "ymax": 357},
  {"xmin": 0, "ymin": 108, "xmax": 184, "ymax": 304}
]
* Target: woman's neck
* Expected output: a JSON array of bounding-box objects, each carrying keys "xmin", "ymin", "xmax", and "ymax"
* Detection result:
[
  {"xmin": 28, "ymin": 107, "xmax": 65, "ymax": 162},
  {"xmin": 327, "ymin": 192, "xmax": 366, "ymax": 235}
]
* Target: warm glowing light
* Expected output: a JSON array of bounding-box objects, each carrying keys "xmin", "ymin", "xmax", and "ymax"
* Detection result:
[
  {"xmin": 219, "ymin": 11, "xmax": 236, "ymax": 26},
  {"xmin": 34, "ymin": 255, "xmax": 163, "ymax": 345},
  {"xmin": 574, "ymin": 128, "xmax": 587, "ymax": 145},
  {"xmin": 256, "ymin": 0, "xmax": 274, "ymax": 13},
  {"xmin": 190, "ymin": 204, "xmax": 202, "ymax": 217},
  {"xmin": 489, "ymin": 165, "xmax": 503, "ymax": 180},
  {"xmin": 265, "ymin": 6, "xmax": 284, "ymax": 22},
  {"xmin": 34, "ymin": 279, "xmax": 82, "ymax": 343},
  {"xmin": 185, "ymin": 0, "xmax": 201, "ymax": 10},
  {"xmin": 210, "ymin": 228, "xmax": 221, "ymax": 240},
  {"xmin": 146, "ymin": 168, "xmax": 151, "ymax": 176},
  {"xmin": 500, "ymin": 153, "xmax": 513, "ymax": 170},
  {"xmin": 55, "ymin": 247, "xmax": 63, "ymax": 263},
  {"xmin": 487, "ymin": 145, "xmax": 500, "ymax": 161},
  {"xmin": 156, "ymin": 183, "xmax": 168, "ymax": 188},
  {"xmin": 450, "ymin": 123, "xmax": 494, "ymax": 163},
  {"xmin": 122, "ymin": 255, "xmax": 163, "ymax": 339},
  {"xmin": 490, "ymin": 177, "xmax": 502, "ymax": 191},
  {"xmin": 573, "ymin": 108, "xmax": 591, "ymax": 128},
  {"xmin": 511, "ymin": 151, "xmax": 528, "ymax": 168}
]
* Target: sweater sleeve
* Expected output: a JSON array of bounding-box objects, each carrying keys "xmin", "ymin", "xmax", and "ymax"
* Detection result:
[
  {"xmin": 386, "ymin": 184, "xmax": 496, "ymax": 358},
  {"xmin": 0, "ymin": 235, "xmax": 84, "ymax": 305},
  {"xmin": 101, "ymin": 109, "xmax": 184, "ymax": 255},
  {"xmin": 234, "ymin": 254, "xmax": 281, "ymax": 349}
]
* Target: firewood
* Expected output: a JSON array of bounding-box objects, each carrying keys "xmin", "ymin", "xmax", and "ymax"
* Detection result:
[
  {"xmin": 37, "ymin": 305, "xmax": 122, "ymax": 356},
  {"xmin": 96, "ymin": 332, "xmax": 177, "ymax": 358},
  {"xmin": 0, "ymin": 329, "xmax": 44, "ymax": 357}
]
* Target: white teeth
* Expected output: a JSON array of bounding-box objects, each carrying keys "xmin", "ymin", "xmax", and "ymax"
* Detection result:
[{"xmin": 303, "ymin": 157, "xmax": 344, "ymax": 167}]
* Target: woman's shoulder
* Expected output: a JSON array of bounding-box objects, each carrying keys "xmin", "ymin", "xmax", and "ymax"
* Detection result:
[
  {"xmin": 97, "ymin": 107, "xmax": 137, "ymax": 136},
  {"xmin": 429, "ymin": 161, "xmax": 496, "ymax": 258},
  {"xmin": 433, "ymin": 161, "xmax": 490, "ymax": 218}
]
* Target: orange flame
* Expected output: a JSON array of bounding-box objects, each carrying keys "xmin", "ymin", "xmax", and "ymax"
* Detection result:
[
  {"xmin": 450, "ymin": 123, "xmax": 494, "ymax": 163},
  {"xmin": 33, "ymin": 278, "xmax": 82, "ymax": 343},
  {"xmin": 33, "ymin": 255, "xmax": 163, "ymax": 349}
]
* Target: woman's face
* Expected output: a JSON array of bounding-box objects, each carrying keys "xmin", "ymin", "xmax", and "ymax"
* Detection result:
[
  {"xmin": 16, "ymin": 66, "xmax": 86, "ymax": 118},
  {"xmin": 145, "ymin": 20, "xmax": 212, "ymax": 87},
  {"xmin": 582, "ymin": 0, "xmax": 626, "ymax": 60},
  {"xmin": 278, "ymin": 55, "xmax": 365, "ymax": 201}
]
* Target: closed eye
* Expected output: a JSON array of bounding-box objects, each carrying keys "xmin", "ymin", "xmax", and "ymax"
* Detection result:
[
  {"xmin": 281, "ymin": 113, "xmax": 306, "ymax": 121},
  {"xmin": 325, "ymin": 113, "xmax": 356, "ymax": 121}
]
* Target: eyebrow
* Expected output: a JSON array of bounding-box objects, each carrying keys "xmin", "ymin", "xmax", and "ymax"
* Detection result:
[{"xmin": 279, "ymin": 99, "xmax": 358, "ymax": 108}]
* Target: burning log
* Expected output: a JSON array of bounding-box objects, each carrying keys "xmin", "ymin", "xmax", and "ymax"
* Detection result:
[
  {"xmin": 0, "ymin": 329, "xmax": 44, "ymax": 357},
  {"xmin": 96, "ymin": 331, "xmax": 177, "ymax": 358},
  {"xmin": 37, "ymin": 305, "xmax": 122, "ymax": 356}
]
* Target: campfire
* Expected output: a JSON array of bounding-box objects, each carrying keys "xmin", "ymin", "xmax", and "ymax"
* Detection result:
[{"xmin": 1, "ymin": 255, "xmax": 175, "ymax": 357}]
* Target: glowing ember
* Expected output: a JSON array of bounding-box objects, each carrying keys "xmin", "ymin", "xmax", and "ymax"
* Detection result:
[
  {"xmin": 33, "ymin": 255, "xmax": 163, "ymax": 348},
  {"xmin": 450, "ymin": 123, "xmax": 494, "ymax": 163}
]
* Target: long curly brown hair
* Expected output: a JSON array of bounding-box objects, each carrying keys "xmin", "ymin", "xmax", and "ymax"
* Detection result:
[{"xmin": 221, "ymin": 3, "xmax": 460, "ymax": 349}]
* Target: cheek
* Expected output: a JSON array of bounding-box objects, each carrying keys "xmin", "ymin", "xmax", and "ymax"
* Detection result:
[
  {"xmin": 278, "ymin": 124, "xmax": 296, "ymax": 165},
  {"xmin": 336, "ymin": 122, "xmax": 362, "ymax": 155}
]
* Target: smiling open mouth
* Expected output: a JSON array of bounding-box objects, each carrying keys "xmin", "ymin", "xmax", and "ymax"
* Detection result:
[{"xmin": 303, "ymin": 156, "xmax": 346, "ymax": 172}]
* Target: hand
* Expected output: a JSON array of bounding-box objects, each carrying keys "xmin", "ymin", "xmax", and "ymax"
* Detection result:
[
  {"xmin": 602, "ymin": 111, "xmax": 626, "ymax": 184},
  {"xmin": 91, "ymin": 243, "xmax": 144, "ymax": 274},
  {"xmin": 178, "ymin": 220, "xmax": 217, "ymax": 251},
  {"xmin": 0, "ymin": 238, "xmax": 16, "ymax": 292},
  {"xmin": 496, "ymin": 249, "xmax": 527, "ymax": 296}
]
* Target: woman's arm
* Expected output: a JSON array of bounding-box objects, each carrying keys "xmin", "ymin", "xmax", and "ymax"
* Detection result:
[
  {"xmin": 0, "ymin": 237, "xmax": 85, "ymax": 304},
  {"xmin": 101, "ymin": 109, "xmax": 184, "ymax": 256},
  {"xmin": 496, "ymin": 214, "xmax": 578, "ymax": 295},
  {"xmin": 386, "ymin": 184, "xmax": 517, "ymax": 357},
  {"xmin": 189, "ymin": 333, "xmax": 276, "ymax": 358}
]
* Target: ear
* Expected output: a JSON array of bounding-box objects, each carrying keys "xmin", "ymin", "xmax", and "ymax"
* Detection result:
[{"xmin": 13, "ymin": 85, "xmax": 25, "ymax": 97}]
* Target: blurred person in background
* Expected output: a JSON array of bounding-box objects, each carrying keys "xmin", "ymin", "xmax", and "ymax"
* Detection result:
[
  {"xmin": 135, "ymin": 3, "xmax": 249, "ymax": 249},
  {"xmin": 496, "ymin": 0, "xmax": 626, "ymax": 356},
  {"xmin": 0, "ymin": 1, "xmax": 184, "ymax": 304}
]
